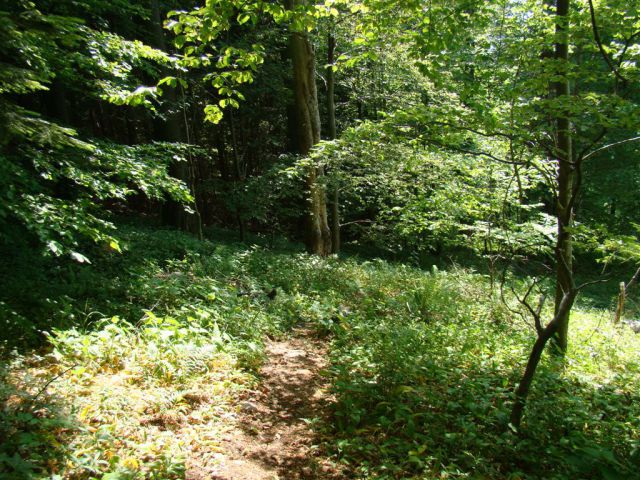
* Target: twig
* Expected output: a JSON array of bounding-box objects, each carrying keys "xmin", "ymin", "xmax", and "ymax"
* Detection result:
[
  {"xmin": 576, "ymin": 277, "xmax": 610, "ymax": 290},
  {"xmin": 626, "ymin": 266, "xmax": 640, "ymax": 292},
  {"xmin": 617, "ymin": 30, "xmax": 640, "ymax": 68},
  {"xmin": 340, "ymin": 219, "xmax": 374, "ymax": 227},
  {"xmin": 33, "ymin": 364, "xmax": 78, "ymax": 401}
]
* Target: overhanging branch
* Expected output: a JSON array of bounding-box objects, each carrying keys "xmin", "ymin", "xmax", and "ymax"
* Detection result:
[
  {"xmin": 583, "ymin": 136, "xmax": 640, "ymax": 161},
  {"xmin": 588, "ymin": 0, "xmax": 629, "ymax": 86}
]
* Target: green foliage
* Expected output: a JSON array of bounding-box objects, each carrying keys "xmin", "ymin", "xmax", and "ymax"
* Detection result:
[
  {"xmin": 304, "ymin": 117, "xmax": 552, "ymax": 259},
  {"xmin": 0, "ymin": 361, "xmax": 75, "ymax": 479},
  {"xmin": 2, "ymin": 0, "xmax": 640, "ymax": 478},
  {"xmin": 164, "ymin": 3, "xmax": 270, "ymax": 124},
  {"xmin": 1, "ymin": 224, "xmax": 639, "ymax": 479},
  {"xmin": 324, "ymin": 272, "xmax": 640, "ymax": 479},
  {"xmin": 1, "ymin": 140, "xmax": 192, "ymax": 260},
  {"xmin": 0, "ymin": 1, "xmax": 195, "ymax": 260}
]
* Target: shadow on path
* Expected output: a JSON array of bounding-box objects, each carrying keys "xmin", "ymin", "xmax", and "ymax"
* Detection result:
[{"xmin": 187, "ymin": 328, "xmax": 345, "ymax": 480}]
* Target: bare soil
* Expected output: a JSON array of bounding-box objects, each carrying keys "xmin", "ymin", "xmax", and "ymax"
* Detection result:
[{"xmin": 186, "ymin": 328, "xmax": 345, "ymax": 480}]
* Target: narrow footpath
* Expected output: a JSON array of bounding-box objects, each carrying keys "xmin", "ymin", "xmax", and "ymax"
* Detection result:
[{"xmin": 187, "ymin": 328, "xmax": 345, "ymax": 480}]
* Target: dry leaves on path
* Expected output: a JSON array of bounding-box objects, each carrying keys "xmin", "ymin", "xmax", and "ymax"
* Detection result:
[{"xmin": 187, "ymin": 328, "xmax": 346, "ymax": 480}]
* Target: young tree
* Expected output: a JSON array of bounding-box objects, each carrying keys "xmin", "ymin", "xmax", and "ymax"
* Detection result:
[
  {"xmin": 552, "ymin": 0, "xmax": 574, "ymax": 354},
  {"xmin": 329, "ymin": 0, "xmax": 639, "ymax": 425},
  {"xmin": 151, "ymin": 0, "xmax": 203, "ymax": 238},
  {"xmin": 159, "ymin": 0, "xmax": 336, "ymax": 254},
  {"xmin": 326, "ymin": 23, "xmax": 341, "ymax": 253}
]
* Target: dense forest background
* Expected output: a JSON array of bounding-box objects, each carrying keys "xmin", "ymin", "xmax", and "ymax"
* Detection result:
[{"xmin": 1, "ymin": 0, "xmax": 640, "ymax": 479}]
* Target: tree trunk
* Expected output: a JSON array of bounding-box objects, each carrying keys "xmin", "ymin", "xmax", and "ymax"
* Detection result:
[
  {"xmin": 614, "ymin": 282, "xmax": 626, "ymax": 324},
  {"xmin": 510, "ymin": 334, "xmax": 549, "ymax": 428},
  {"xmin": 229, "ymin": 111, "xmax": 246, "ymax": 242},
  {"xmin": 614, "ymin": 267, "xmax": 640, "ymax": 324},
  {"xmin": 552, "ymin": 0, "xmax": 574, "ymax": 354},
  {"xmin": 327, "ymin": 30, "xmax": 340, "ymax": 254},
  {"xmin": 150, "ymin": 0, "xmax": 181, "ymax": 143},
  {"xmin": 49, "ymin": 79, "xmax": 70, "ymax": 125},
  {"xmin": 511, "ymin": 289, "xmax": 577, "ymax": 428},
  {"xmin": 510, "ymin": 0, "xmax": 579, "ymax": 428},
  {"xmin": 151, "ymin": 0, "xmax": 202, "ymax": 237},
  {"xmin": 287, "ymin": 0, "xmax": 331, "ymax": 255},
  {"xmin": 326, "ymin": 33, "xmax": 337, "ymax": 141}
]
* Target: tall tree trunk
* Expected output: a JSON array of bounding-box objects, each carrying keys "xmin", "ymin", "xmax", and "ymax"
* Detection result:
[
  {"xmin": 510, "ymin": 0, "xmax": 580, "ymax": 429},
  {"xmin": 49, "ymin": 79, "xmax": 70, "ymax": 125},
  {"xmin": 151, "ymin": 0, "xmax": 202, "ymax": 237},
  {"xmin": 150, "ymin": 0, "xmax": 180, "ymax": 142},
  {"xmin": 287, "ymin": 0, "xmax": 331, "ymax": 255},
  {"xmin": 229, "ymin": 110, "xmax": 246, "ymax": 242},
  {"xmin": 327, "ymin": 30, "xmax": 340, "ymax": 254},
  {"xmin": 326, "ymin": 33, "xmax": 337, "ymax": 141},
  {"xmin": 552, "ymin": 0, "xmax": 574, "ymax": 354}
]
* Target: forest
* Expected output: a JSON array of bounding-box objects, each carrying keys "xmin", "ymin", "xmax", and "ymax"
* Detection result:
[{"xmin": 1, "ymin": 0, "xmax": 639, "ymax": 478}]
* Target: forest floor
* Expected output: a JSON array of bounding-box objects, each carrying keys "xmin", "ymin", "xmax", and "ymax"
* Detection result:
[
  {"xmin": 2, "ymin": 226, "xmax": 639, "ymax": 479},
  {"xmin": 188, "ymin": 328, "xmax": 344, "ymax": 480}
]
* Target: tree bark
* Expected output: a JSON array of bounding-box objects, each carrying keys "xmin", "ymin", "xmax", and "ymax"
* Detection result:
[
  {"xmin": 510, "ymin": 335, "xmax": 549, "ymax": 428},
  {"xmin": 327, "ymin": 30, "xmax": 340, "ymax": 254},
  {"xmin": 613, "ymin": 267, "xmax": 640, "ymax": 324},
  {"xmin": 511, "ymin": 289, "xmax": 577, "ymax": 428},
  {"xmin": 287, "ymin": 0, "xmax": 332, "ymax": 255},
  {"xmin": 326, "ymin": 32, "xmax": 337, "ymax": 141},
  {"xmin": 510, "ymin": 0, "xmax": 587, "ymax": 429},
  {"xmin": 552, "ymin": 0, "xmax": 574, "ymax": 354},
  {"xmin": 229, "ymin": 110, "xmax": 247, "ymax": 242}
]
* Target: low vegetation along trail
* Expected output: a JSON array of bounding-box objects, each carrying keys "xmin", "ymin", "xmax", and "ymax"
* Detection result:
[{"xmin": 188, "ymin": 328, "xmax": 343, "ymax": 480}]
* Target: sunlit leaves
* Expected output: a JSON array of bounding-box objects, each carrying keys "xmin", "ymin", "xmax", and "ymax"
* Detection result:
[
  {"xmin": 204, "ymin": 104, "xmax": 224, "ymax": 124},
  {"xmin": 103, "ymin": 85, "xmax": 159, "ymax": 109},
  {"xmin": 158, "ymin": 76, "xmax": 188, "ymax": 90},
  {"xmin": 306, "ymin": 113, "xmax": 548, "ymax": 256},
  {"xmin": 0, "ymin": 1, "xmax": 202, "ymax": 260}
]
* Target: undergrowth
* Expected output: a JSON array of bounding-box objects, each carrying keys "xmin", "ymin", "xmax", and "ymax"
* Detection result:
[{"xmin": 0, "ymin": 224, "xmax": 638, "ymax": 479}]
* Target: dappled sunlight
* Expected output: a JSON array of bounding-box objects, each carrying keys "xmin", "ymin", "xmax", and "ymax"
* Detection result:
[
  {"xmin": 1, "ymin": 226, "xmax": 639, "ymax": 478},
  {"xmin": 2, "ymin": 1, "xmax": 639, "ymax": 477}
]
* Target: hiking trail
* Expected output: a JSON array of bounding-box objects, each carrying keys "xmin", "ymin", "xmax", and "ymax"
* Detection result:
[{"xmin": 186, "ymin": 328, "xmax": 344, "ymax": 480}]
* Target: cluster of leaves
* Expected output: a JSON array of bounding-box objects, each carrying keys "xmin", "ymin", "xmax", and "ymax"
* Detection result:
[
  {"xmin": 292, "ymin": 116, "xmax": 552, "ymax": 260},
  {"xmin": 319, "ymin": 0, "xmax": 640, "ymax": 261},
  {"xmin": 3, "ymin": 142, "xmax": 193, "ymax": 262},
  {"xmin": 0, "ymin": 1, "xmax": 193, "ymax": 260}
]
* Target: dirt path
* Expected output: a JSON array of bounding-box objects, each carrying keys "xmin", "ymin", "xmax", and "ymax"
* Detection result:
[{"xmin": 187, "ymin": 328, "xmax": 344, "ymax": 480}]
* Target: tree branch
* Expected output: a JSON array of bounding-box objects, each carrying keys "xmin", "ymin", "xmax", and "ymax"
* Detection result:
[
  {"xmin": 625, "ymin": 266, "xmax": 640, "ymax": 293},
  {"xmin": 582, "ymin": 136, "xmax": 640, "ymax": 161},
  {"xmin": 33, "ymin": 364, "xmax": 78, "ymax": 401},
  {"xmin": 588, "ymin": 0, "xmax": 628, "ymax": 86},
  {"xmin": 423, "ymin": 138, "xmax": 518, "ymax": 165},
  {"xmin": 422, "ymin": 120, "xmax": 514, "ymax": 140},
  {"xmin": 576, "ymin": 128, "xmax": 607, "ymax": 162},
  {"xmin": 617, "ymin": 30, "xmax": 640, "ymax": 68},
  {"xmin": 340, "ymin": 219, "xmax": 374, "ymax": 227}
]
